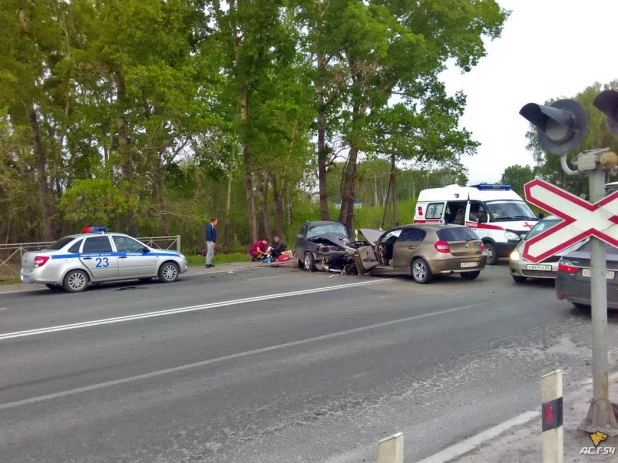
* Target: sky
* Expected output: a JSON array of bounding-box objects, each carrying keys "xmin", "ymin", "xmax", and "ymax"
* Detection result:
[{"xmin": 438, "ymin": 0, "xmax": 618, "ymax": 185}]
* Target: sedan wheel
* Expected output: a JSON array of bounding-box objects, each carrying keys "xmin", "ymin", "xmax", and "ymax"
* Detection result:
[
  {"xmin": 461, "ymin": 271, "xmax": 481, "ymax": 280},
  {"xmin": 45, "ymin": 284, "xmax": 63, "ymax": 291},
  {"xmin": 63, "ymin": 270, "xmax": 88, "ymax": 293},
  {"xmin": 304, "ymin": 252, "xmax": 316, "ymax": 272},
  {"xmin": 159, "ymin": 262, "xmax": 179, "ymax": 283},
  {"xmin": 411, "ymin": 259, "xmax": 432, "ymax": 284}
]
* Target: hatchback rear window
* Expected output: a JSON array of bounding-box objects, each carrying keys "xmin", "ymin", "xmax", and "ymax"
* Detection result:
[
  {"xmin": 437, "ymin": 227, "xmax": 479, "ymax": 242},
  {"xmin": 43, "ymin": 237, "xmax": 75, "ymax": 251}
]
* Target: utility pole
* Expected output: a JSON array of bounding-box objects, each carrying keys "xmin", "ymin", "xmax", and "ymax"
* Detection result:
[{"xmin": 520, "ymin": 95, "xmax": 618, "ymax": 435}]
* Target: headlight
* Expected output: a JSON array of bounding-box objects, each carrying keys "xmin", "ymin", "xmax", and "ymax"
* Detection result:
[
  {"xmin": 179, "ymin": 254, "xmax": 186, "ymax": 259},
  {"xmin": 505, "ymin": 231, "xmax": 519, "ymax": 240},
  {"xmin": 510, "ymin": 249, "xmax": 520, "ymax": 261}
]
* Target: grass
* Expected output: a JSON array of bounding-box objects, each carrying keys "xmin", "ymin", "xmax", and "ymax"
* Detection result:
[
  {"xmin": 186, "ymin": 252, "xmax": 252, "ymax": 267},
  {"xmin": 0, "ymin": 277, "xmax": 21, "ymax": 285}
]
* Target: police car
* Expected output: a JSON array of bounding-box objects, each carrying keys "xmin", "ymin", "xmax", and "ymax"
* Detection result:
[{"xmin": 20, "ymin": 227, "xmax": 188, "ymax": 292}]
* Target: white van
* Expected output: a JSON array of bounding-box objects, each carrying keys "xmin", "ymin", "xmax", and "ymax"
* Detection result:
[{"xmin": 413, "ymin": 184, "xmax": 540, "ymax": 265}]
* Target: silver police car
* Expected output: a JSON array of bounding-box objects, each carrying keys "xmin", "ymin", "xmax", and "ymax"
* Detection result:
[{"xmin": 20, "ymin": 227, "xmax": 189, "ymax": 292}]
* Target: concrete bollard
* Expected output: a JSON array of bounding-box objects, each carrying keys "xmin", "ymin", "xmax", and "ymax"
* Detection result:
[
  {"xmin": 378, "ymin": 432, "xmax": 404, "ymax": 463},
  {"xmin": 541, "ymin": 370, "xmax": 563, "ymax": 463}
]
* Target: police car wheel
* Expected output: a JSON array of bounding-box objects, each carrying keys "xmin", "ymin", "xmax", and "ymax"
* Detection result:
[
  {"xmin": 63, "ymin": 270, "xmax": 89, "ymax": 293},
  {"xmin": 159, "ymin": 262, "xmax": 179, "ymax": 283}
]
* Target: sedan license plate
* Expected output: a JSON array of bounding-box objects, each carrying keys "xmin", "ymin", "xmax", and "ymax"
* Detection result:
[
  {"xmin": 526, "ymin": 264, "xmax": 551, "ymax": 271},
  {"xmin": 461, "ymin": 262, "xmax": 477, "ymax": 268},
  {"xmin": 582, "ymin": 268, "xmax": 615, "ymax": 279},
  {"xmin": 22, "ymin": 276, "xmax": 30, "ymax": 283}
]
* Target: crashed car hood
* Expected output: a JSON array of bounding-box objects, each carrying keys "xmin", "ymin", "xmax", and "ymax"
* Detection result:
[
  {"xmin": 358, "ymin": 228, "xmax": 382, "ymax": 246},
  {"xmin": 309, "ymin": 232, "xmax": 350, "ymax": 247}
]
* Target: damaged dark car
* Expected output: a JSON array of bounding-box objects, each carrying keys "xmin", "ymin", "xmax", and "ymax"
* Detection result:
[{"xmin": 295, "ymin": 221, "xmax": 366, "ymax": 273}]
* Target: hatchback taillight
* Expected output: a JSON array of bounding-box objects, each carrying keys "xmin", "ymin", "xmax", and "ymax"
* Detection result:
[
  {"xmin": 33, "ymin": 256, "xmax": 50, "ymax": 268},
  {"xmin": 434, "ymin": 240, "xmax": 450, "ymax": 253}
]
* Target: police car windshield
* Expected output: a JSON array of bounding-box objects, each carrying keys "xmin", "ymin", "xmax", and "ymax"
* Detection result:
[
  {"xmin": 525, "ymin": 218, "xmax": 561, "ymax": 240},
  {"xmin": 42, "ymin": 237, "xmax": 75, "ymax": 251},
  {"xmin": 485, "ymin": 201, "xmax": 537, "ymax": 222}
]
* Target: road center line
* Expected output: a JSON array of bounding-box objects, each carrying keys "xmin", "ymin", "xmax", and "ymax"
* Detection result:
[
  {"xmin": 0, "ymin": 300, "xmax": 489, "ymax": 412},
  {"xmin": 0, "ymin": 280, "xmax": 385, "ymax": 341}
]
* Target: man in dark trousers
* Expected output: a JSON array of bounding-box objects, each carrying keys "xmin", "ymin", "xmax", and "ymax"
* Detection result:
[
  {"xmin": 205, "ymin": 217, "xmax": 218, "ymax": 268},
  {"xmin": 270, "ymin": 236, "xmax": 287, "ymax": 259}
]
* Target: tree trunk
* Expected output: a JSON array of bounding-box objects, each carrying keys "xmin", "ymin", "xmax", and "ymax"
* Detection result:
[
  {"xmin": 272, "ymin": 173, "xmax": 283, "ymax": 238},
  {"xmin": 115, "ymin": 76, "xmax": 136, "ymax": 235},
  {"xmin": 256, "ymin": 170, "xmax": 271, "ymax": 240},
  {"xmin": 339, "ymin": 145, "xmax": 358, "ymax": 232},
  {"xmin": 317, "ymin": 52, "xmax": 329, "ymax": 220},
  {"xmin": 29, "ymin": 109, "xmax": 52, "ymax": 241},
  {"xmin": 222, "ymin": 161, "xmax": 233, "ymax": 247}
]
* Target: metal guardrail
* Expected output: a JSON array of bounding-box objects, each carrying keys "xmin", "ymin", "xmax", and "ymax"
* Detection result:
[{"xmin": 0, "ymin": 235, "xmax": 181, "ymax": 280}]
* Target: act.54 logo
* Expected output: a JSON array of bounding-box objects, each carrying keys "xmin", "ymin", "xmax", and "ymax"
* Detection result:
[{"xmin": 580, "ymin": 432, "xmax": 616, "ymax": 455}]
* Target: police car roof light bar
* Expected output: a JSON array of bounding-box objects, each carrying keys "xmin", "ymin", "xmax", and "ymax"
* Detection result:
[
  {"xmin": 83, "ymin": 226, "xmax": 108, "ymax": 233},
  {"xmin": 471, "ymin": 184, "xmax": 512, "ymax": 191}
]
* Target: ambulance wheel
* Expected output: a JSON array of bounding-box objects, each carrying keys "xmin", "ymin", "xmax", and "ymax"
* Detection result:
[{"xmin": 485, "ymin": 242, "xmax": 498, "ymax": 265}]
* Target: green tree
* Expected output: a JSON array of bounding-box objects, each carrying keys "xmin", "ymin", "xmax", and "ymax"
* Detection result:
[{"xmin": 501, "ymin": 164, "xmax": 536, "ymax": 197}]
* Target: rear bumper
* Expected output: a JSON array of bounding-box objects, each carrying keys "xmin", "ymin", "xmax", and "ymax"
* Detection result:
[
  {"xmin": 20, "ymin": 268, "xmax": 62, "ymax": 285},
  {"xmin": 428, "ymin": 255, "xmax": 487, "ymax": 274},
  {"xmin": 555, "ymin": 273, "xmax": 618, "ymax": 309}
]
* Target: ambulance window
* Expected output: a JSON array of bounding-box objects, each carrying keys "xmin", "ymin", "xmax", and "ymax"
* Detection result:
[{"xmin": 426, "ymin": 203, "xmax": 444, "ymax": 219}]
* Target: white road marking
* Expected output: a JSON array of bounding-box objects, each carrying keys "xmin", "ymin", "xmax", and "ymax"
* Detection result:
[
  {"xmin": 0, "ymin": 300, "xmax": 489, "ymax": 411},
  {"xmin": 0, "ymin": 308, "xmax": 6, "ymax": 311},
  {"xmin": 0, "ymin": 266, "xmax": 270, "ymax": 296},
  {"xmin": 415, "ymin": 411, "xmax": 541, "ymax": 463},
  {"xmin": 0, "ymin": 280, "xmax": 385, "ymax": 341},
  {"xmin": 247, "ymin": 274, "xmax": 293, "ymax": 281},
  {"xmin": 416, "ymin": 371, "xmax": 618, "ymax": 463}
]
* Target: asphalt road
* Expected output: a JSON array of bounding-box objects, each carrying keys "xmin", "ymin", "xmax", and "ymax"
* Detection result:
[{"xmin": 1, "ymin": 262, "xmax": 618, "ymax": 463}]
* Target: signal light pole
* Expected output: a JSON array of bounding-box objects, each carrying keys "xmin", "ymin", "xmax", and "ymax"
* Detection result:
[{"xmin": 520, "ymin": 94, "xmax": 618, "ymax": 435}]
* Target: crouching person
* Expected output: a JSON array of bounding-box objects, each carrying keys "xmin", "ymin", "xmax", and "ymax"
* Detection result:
[
  {"xmin": 250, "ymin": 239, "xmax": 269, "ymax": 262},
  {"xmin": 270, "ymin": 236, "xmax": 287, "ymax": 259}
]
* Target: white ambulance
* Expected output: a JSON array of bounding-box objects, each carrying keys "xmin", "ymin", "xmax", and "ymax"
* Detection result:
[{"xmin": 413, "ymin": 184, "xmax": 540, "ymax": 265}]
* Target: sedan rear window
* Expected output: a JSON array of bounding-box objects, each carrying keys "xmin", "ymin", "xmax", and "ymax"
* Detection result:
[
  {"xmin": 43, "ymin": 237, "xmax": 75, "ymax": 251},
  {"xmin": 437, "ymin": 227, "xmax": 479, "ymax": 242}
]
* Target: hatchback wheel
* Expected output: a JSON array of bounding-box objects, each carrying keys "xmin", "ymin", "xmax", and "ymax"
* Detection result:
[
  {"xmin": 159, "ymin": 262, "xmax": 179, "ymax": 283},
  {"xmin": 411, "ymin": 258, "xmax": 432, "ymax": 284},
  {"xmin": 63, "ymin": 270, "xmax": 89, "ymax": 293},
  {"xmin": 461, "ymin": 271, "xmax": 480, "ymax": 280},
  {"xmin": 512, "ymin": 275, "xmax": 527, "ymax": 283}
]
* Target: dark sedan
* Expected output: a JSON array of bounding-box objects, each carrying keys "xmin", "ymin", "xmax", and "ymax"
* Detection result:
[
  {"xmin": 555, "ymin": 240, "xmax": 618, "ymax": 309},
  {"xmin": 295, "ymin": 221, "xmax": 361, "ymax": 272}
]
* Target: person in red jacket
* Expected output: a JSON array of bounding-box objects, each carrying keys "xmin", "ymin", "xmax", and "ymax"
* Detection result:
[{"xmin": 249, "ymin": 239, "xmax": 269, "ymax": 261}]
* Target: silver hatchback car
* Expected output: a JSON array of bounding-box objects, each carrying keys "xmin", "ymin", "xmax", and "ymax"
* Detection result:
[{"xmin": 20, "ymin": 227, "xmax": 188, "ymax": 292}]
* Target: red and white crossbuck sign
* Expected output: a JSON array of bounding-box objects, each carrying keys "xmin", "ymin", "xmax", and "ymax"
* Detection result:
[{"xmin": 523, "ymin": 179, "xmax": 618, "ymax": 263}]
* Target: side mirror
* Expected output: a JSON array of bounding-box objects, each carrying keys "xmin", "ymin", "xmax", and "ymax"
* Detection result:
[
  {"xmin": 142, "ymin": 247, "xmax": 150, "ymax": 253},
  {"xmin": 538, "ymin": 212, "xmax": 544, "ymax": 219}
]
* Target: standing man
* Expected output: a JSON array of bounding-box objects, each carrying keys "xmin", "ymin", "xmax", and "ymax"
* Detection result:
[{"xmin": 205, "ymin": 217, "xmax": 218, "ymax": 268}]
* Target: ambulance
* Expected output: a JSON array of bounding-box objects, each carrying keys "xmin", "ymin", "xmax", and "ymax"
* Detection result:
[{"xmin": 413, "ymin": 184, "xmax": 540, "ymax": 265}]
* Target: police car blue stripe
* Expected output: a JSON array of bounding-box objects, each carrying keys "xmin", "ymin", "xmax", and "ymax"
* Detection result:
[{"xmin": 50, "ymin": 252, "xmax": 181, "ymax": 259}]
